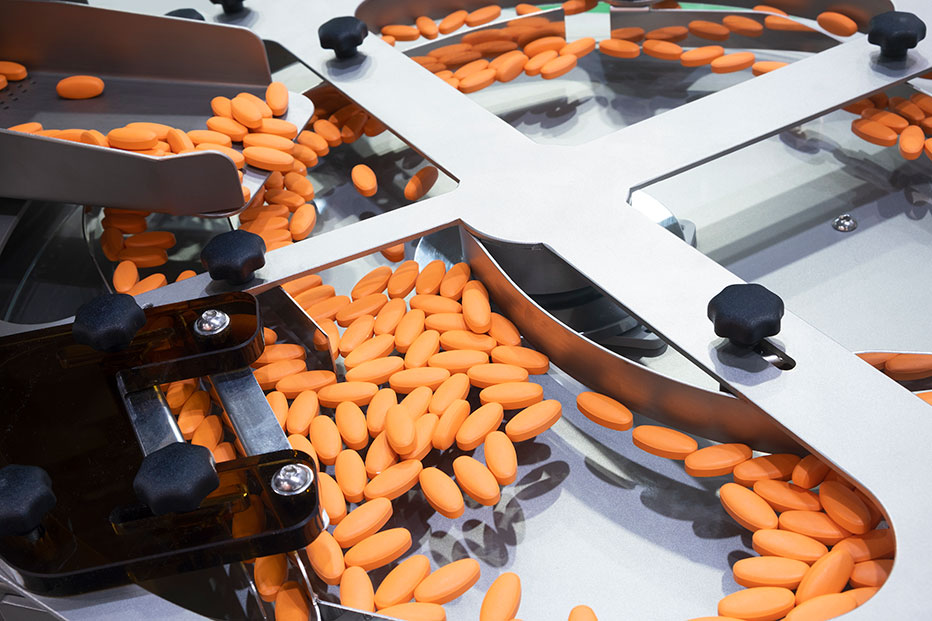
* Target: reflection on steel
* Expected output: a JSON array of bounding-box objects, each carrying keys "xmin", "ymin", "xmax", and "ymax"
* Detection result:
[
  {"xmin": 118, "ymin": 381, "xmax": 185, "ymax": 456},
  {"xmin": 210, "ymin": 367, "xmax": 290, "ymax": 456}
]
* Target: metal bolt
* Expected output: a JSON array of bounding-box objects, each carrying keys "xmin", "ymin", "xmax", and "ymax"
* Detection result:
[
  {"xmin": 832, "ymin": 214, "xmax": 858, "ymax": 233},
  {"xmin": 271, "ymin": 463, "xmax": 314, "ymax": 496},
  {"xmin": 193, "ymin": 309, "xmax": 231, "ymax": 337}
]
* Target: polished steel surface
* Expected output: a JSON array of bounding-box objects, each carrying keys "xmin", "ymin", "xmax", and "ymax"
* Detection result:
[
  {"xmin": 209, "ymin": 367, "xmax": 289, "ymax": 455},
  {"xmin": 9, "ymin": 0, "xmax": 932, "ymax": 617},
  {"xmin": 118, "ymin": 382, "xmax": 185, "ymax": 456},
  {"xmin": 462, "ymin": 232, "xmax": 800, "ymax": 453}
]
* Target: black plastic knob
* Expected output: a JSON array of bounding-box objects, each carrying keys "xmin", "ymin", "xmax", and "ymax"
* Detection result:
[
  {"xmin": 209, "ymin": 0, "xmax": 244, "ymax": 14},
  {"xmin": 133, "ymin": 443, "xmax": 219, "ymax": 515},
  {"xmin": 73, "ymin": 293, "xmax": 146, "ymax": 352},
  {"xmin": 319, "ymin": 16, "xmax": 369, "ymax": 60},
  {"xmin": 200, "ymin": 229, "xmax": 266, "ymax": 285},
  {"xmin": 0, "ymin": 465, "xmax": 56, "ymax": 537},
  {"xmin": 166, "ymin": 8, "xmax": 205, "ymax": 20},
  {"xmin": 868, "ymin": 11, "xmax": 926, "ymax": 59},
  {"xmin": 708, "ymin": 284, "xmax": 784, "ymax": 347}
]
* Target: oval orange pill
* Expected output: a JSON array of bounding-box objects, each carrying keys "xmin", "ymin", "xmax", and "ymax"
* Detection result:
[
  {"xmin": 818, "ymin": 481, "xmax": 871, "ymax": 534},
  {"xmin": 851, "ymin": 118, "xmax": 897, "ymax": 147},
  {"xmin": 456, "ymin": 402, "xmax": 504, "ymax": 450},
  {"xmin": 334, "ymin": 401, "xmax": 369, "ymax": 448},
  {"xmin": 720, "ymin": 482, "xmax": 778, "ymax": 531},
  {"xmin": 56, "ymin": 75, "xmax": 104, "ymax": 99},
  {"xmin": 414, "ymin": 261, "xmax": 446, "ymax": 296},
  {"xmin": 833, "ymin": 529, "xmax": 894, "ymax": 563},
  {"xmin": 253, "ymin": 359, "xmax": 306, "ymax": 390},
  {"xmin": 254, "ymin": 553, "xmax": 288, "ymax": 601},
  {"xmin": 275, "ymin": 582, "xmax": 309, "ymax": 621},
  {"xmin": 480, "ymin": 572, "xmax": 521, "ymax": 621},
  {"xmin": 375, "ymin": 554, "xmax": 432, "ymax": 609},
  {"xmin": 453, "ymin": 455, "xmax": 500, "ymax": 506},
  {"xmin": 524, "ymin": 50, "xmax": 558, "ymax": 76},
  {"xmin": 344, "ymin": 334, "xmax": 396, "ymax": 369},
  {"xmin": 364, "ymin": 459, "xmax": 422, "ymax": 500},
  {"xmin": 337, "ymin": 317, "xmax": 373, "ymax": 359},
  {"xmin": 490, "ymin": 345, "xmax": 549, "ymax": 374},
  {"xmin": 419, "ymin": 467, "xmax": 465, "ymax": 519},
  {"xmin": 400, "ymin": 386, "xmax": 431, "ymax": 418},
  {"xmin": 265, "ymin": 81, "xmax": 289, "ymax": 116},
  {"xmin": 306, "ymin": 530, "xmax": 344, "ymax": 585},
  {"xmin": 394, "ymin": 310, "xmax": 426, "ymax": 354},
  {"xmin": 333, "ymin": 497, "xmax": 393, "ymax": 548},
  {"xmin": 779, "ymin": 510, "xmax": 851, "ymax": 546},
  {"xmin": 685, "ymin": 443, "xmax": 752, "ymax": 477},
  {"xmin": 439, "ymin": 9, "xmax": 468, "ymax": 34},
  {"xmin": 785, "ymin": 592, "xmax": 857, "ymax": 621},
  {"xmin": 377, "ymin": 602, "xmax": 446, "ymax": 621},
  {"xmin": 429, "ymin": 350, "xmax": 489, "ymax": 374},
  {"xmin": 373, "ymin": 299, "xmax": 406, "ymax": 336},
  {"xmin": 817, "ymin": 11, "xmax": 857, "ymax": 36},
  {"xmin": 599, "ymin": 39, "xmax": 640, "ymax": 59},
  {"xmin": 415, "ymin": 558, "xmax": 480, "ymax": 604},
  {"xmin": 849, "ymin": 559, "xmax": 892, "ymax": 588},
  {"xmin": 108, "ymin": 126, "xmax": 158, "ymax": 150},
  {"xmin": 335, "ymin": 448, "xmax": 367, "ymax": 503},
  {"xmin": 340, "ymin": 565, "xmax": 374, "ymax": 612},
  {"xmin": 733, "ymin": 556, "xmax": 810, "ymax": 589},
  {"xmin": 401, "ymin": 413, "xmax": 438, "ymax": 461},
  {"xmin": 484, "ymin": 430, "xmax": 517, "ymax": 485},
  {"xmin": 405, "ymin": 330, "xmax": 441, "ymax": 369},
  {"xmin": 286, "ymin": 390, "xmax": 318, "ymax": 436},
  {"xmin": 386, "ymin": 404, "xmax": 417, "ymax": 454},
  {"xmin": 462, "ymin": 288, "xmax": 491, "ymax": 334},
  {"xmin": 243, "ymin": 146, "xmax": 294, "ymax": 171},
  {"xmin": 724, "ymin": 14, "xmax": 764, "ymax": 36},
  {"xmin": 574, "ymin": 391, "xmax": 631, "ymax": 430},
  {"xmin": 643, "ymin": 40, "xmax": 683, "ymax": 61},
  {"xmin": 231, "ymin": 95, "xmax": 262, "ymax": 129},
  {"xmin": 433, "ymin": 399, "xmax": 471, "ymax": 450},
  {"xmin": 753, "ymin": 479, "xmax": 821, "ymax": 512},
  {"xmin": 540, "ymin": 54, "xmax": 576, "ymax": 80},
  {"xmin": 792, "ymin": 455, "xmax": 830, "ymax": 489},
  {"xmin": 352, "ymin": 266, "xmax": 392, "ymax": 301},
  {"xmin": 795, "ymin": 548, "xmax": 855, "ymax": 604},
  {"xmin": 631, "ymin": 425, "xmax": 698, "ymax": 460},
  {"xmin": 481, "ymin": 382, "xmax": 544, "ymax": 411},
  {"xmin": 410, "ymin": 295, "xmax": 462, "ymax": 316},
  {"xmin": 0, "ymin": 61, "xmax": 27, "ymax": 81},
  {"xmin": 344, "ymin": 527, "xmax": 412, "ymax": 572},
  {"xmin": 317, "ymin": 472, "xmax": 346, "ymax": 524},
  {"xmin": 365, "ymin": 387, "xmax": 396, "ymax": 438},
  {"xmin": 646, "ymin": 25, "xmax": 688, "ymax": 41},
  {"xmin": 351, "ymin": 164, "xmax": 377, "ymax": 197},
  {"xmin": 309, "ymin": 416, "xmax": 342, "ymax": 465},
  {"xmin": 711, "ymin": 51, "xmax": 755, "ymax": 73},
  {"xmin": 365, "ymin": 431, "xmax": 397, "ymax": 478},
  {"xmin": 441, "ymin": 330, "xmax": 497, "ymax": 354},
  {"xmin": 439, "ymin": 262, "xmax": 470, "ymax": 299},
  {"xmin": 751, "ymin": 60, "xmax": 788, "ymax": 75},
  {"xmin": 344, "ymin": 356, "xmax": 403, "ymax": 385},
  {"xmin": 381, "ymin": 24, "xmax": 420, "ymax": 40},
  {"xmin": 318, "ymin": 382, "xmax": 379, "ymax": 408},
  {"xmin": 899, "ymin": 124, "xmax": 925, "ymax": 160},
  {"xmin": 733, "ymin": 453, "xmax": 800, "ymax": 486},
  {"xmin": 503, "ymin": 398, "xmax": 562, "ymax": 441},
  {"xmin": 390, "ymin": 367, "xmax": 451, "ymax": 393},
  {"xmin": 386, "ymin": 261, "xmax": 419, "ymax": 299},
  {"xmin": 425, "ymin": 313, "xmax": 468, "ymax": 333},
  {"xmin": 681, "ymin": 45, "xmax": 725, "ymax": 67},
  {"xmin": 752, "ymin": 528, "xmax": 828, "ymax": 563},
  {"xmin": 568, "ymin": 605, "xmax": 598, "ymax": 621},
  {"xmin": 428, "ymin": 374, "xmax": 469, "ymax": 416},
  {"xmin": 112, "ymin": 260, "xmax": 139, "ymax": 293},
  {"xmin": 689, "ymin": 20, "xmax": 730, "ymax": 40},
  {"xmin": 274, "ymin": 370, "xmax": 336, "ymax": 399},
  {"xmin": 336, "ymin": 294, "xmax": 389, "ymax": 328},
  {"xmin": 717, "ymin": 586, "xmax": 794, "ymax": 621},
  {"xmin": 466, "ymin": 5, "xmax": 501, "ymax": 27}
]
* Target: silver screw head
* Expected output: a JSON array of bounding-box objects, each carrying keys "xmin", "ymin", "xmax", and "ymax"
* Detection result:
[
  {"xmin": 832, "ymin": 214, "xmax": 858, "ymax": 233},
  {"xmin": 271, "ymin": 463, "xmax": 314, "ymax": 496},
  {"xmin": 193, "ymin": 309, "xmax": 231, "ymax": 337}
]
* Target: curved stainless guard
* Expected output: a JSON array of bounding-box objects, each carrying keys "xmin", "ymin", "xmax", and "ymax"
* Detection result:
[
  {"xmin": 461, "ymin": 231, "xmax": 800, "ymax": 454},
  {"xmin": 126, "ymin": 0, "xmax": 932, "ymax": 615}
]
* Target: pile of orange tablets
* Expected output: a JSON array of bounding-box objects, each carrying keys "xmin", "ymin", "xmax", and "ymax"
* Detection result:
[
  {"xmin": 159, "ymin": 253, "xmax": 902, "ymax": 621},
  {"xmin": 844, "ymin": 88, "xmax": 932, "ymax": 162}
]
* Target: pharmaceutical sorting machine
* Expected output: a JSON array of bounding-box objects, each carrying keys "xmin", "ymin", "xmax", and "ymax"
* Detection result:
[{"xmin": 0, "ymin": 0, "xmax": 930, "ymax": 618}]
